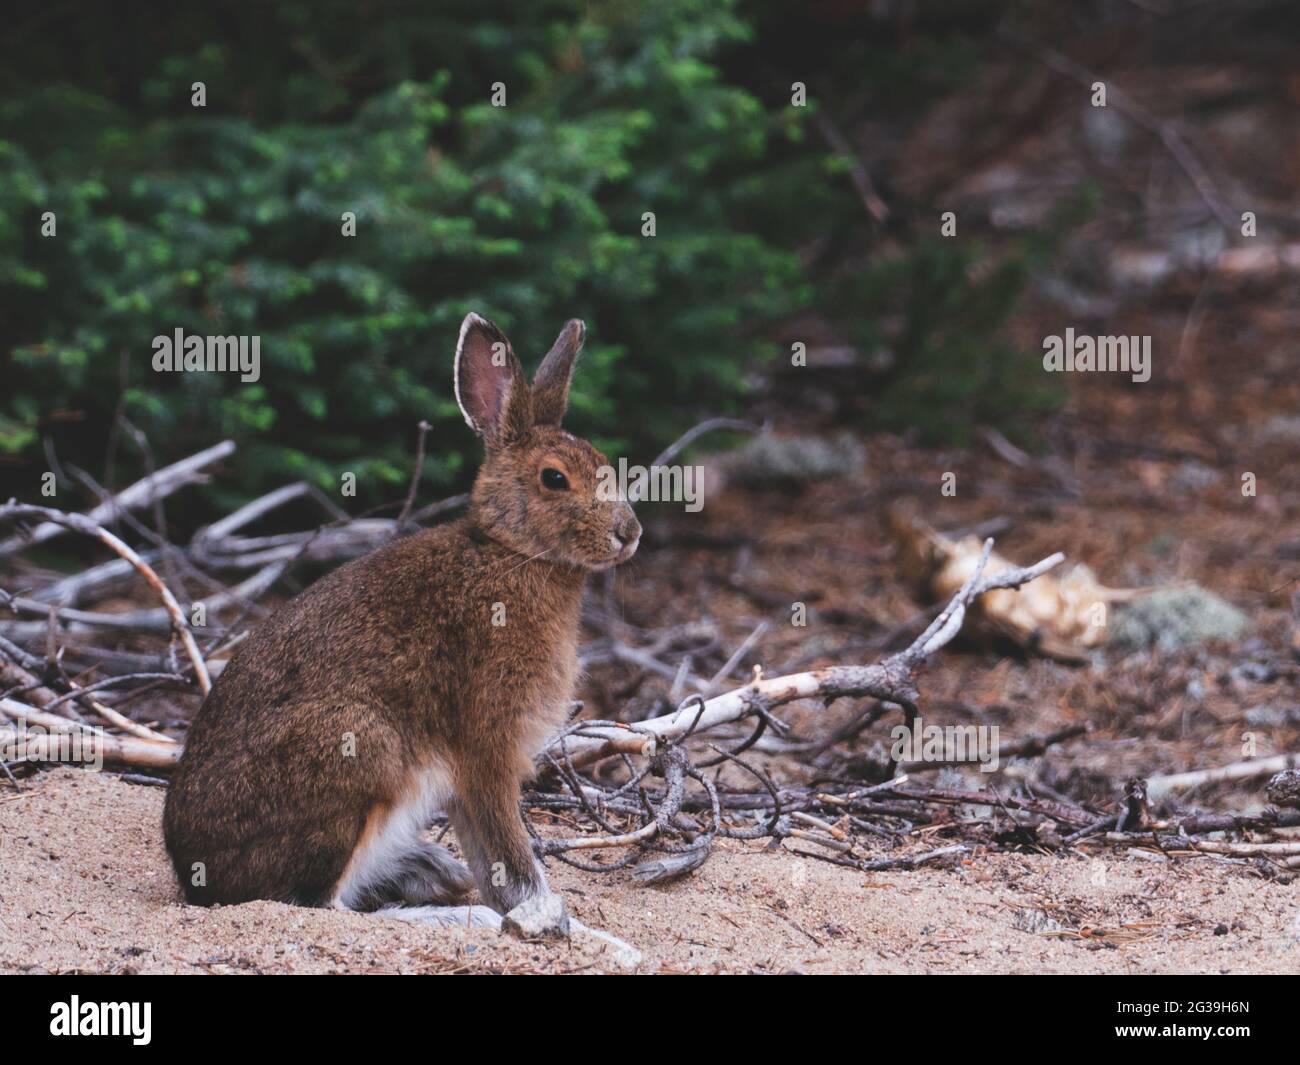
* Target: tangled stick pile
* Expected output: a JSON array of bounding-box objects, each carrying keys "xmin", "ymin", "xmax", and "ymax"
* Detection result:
[{"xmin": 3, "ymin": 434, "xmax": 1299, "ymax": 888}]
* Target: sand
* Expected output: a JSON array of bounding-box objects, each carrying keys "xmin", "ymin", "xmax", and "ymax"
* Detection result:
[{"xmin": 2, "ymin": 768, "xmax": 1296, "ymax": 974}]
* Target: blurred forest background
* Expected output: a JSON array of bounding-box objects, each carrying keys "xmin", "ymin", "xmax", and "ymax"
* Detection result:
[
  {"xmin": 1, "ymin": 0, "xmax": 1090, "ymax": 518},
  {"xmin": 0, "ymin": 0, "xmax": 1296, "ymax": 518}
]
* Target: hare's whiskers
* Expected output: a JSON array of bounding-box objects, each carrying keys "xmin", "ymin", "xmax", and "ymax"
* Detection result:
[{"xmin": 501, "ymin": 547, "xmax": 551, "ymax": 579}]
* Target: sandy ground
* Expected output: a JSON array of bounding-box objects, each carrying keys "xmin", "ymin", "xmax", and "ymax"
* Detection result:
[{"xmin": 2, "ymin": 768, "xmax": 1296, "ymax": 974}]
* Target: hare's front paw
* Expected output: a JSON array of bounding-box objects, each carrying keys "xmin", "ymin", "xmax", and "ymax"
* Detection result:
[{"xmin": 501, "ymin": 892, "xmax": 570, "ymax": 939}]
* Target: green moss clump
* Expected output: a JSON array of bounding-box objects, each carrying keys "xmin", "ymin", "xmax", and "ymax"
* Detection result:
[
  {"xmin": 718, "ymin": 433, "xmax": 866, "ymax": 487},
  {"xmin": 1109, "ymin": 586, "xmax": 1248, "ymax": 653}
]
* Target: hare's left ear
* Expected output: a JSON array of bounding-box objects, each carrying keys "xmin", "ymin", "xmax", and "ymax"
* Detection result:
[{"xmin": 531, "ymin": 319, "xmax": 585, "ymax": 426}]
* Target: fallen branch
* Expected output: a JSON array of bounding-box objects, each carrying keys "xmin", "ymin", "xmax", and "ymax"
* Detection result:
[
  {"xmin": 1, "ymin": 699, "xmax": 180, "ymax": 769},
  {"xmin": 395, "ymin": 420, "xmax": 432, "ymax": 532},
  {"xmin": 1103, "ymin": 834, "xmax": 1300, "ymax": 859},
  {"xmin": 794, "ymin": 842, "xmax": 969, "ymax": 874},
  {"xmin": 195, "ymin": 480, "xmax": 347, "ymax": 545},
  {"xmin": 0, "ymin": 502, "xmax": 211, "ymax": 694},
  {"xmin": 0, "ymin": 440, "xmax": 234, "ymax": 558},
  {"xmin": 1146, "ymin": 754, "xmax": 1300, "ymax": 802},
  {"xmin": 550, "ymin": 540, "xmax": 1064, "ymax": 767},
  {"xmin": 0, "ymin": 643, "xmax": 174, "ymax": 743}
]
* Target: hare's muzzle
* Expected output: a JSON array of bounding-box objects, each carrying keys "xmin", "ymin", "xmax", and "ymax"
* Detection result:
[{"xmin": 611, "ymin": 504, "xmax": 642, "ymax": 562}]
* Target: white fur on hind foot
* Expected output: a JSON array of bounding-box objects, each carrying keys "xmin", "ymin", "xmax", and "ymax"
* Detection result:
[
  {"xmin": 497, "ymin": 894, "xmax": 640, "ymax": 970},
  {"xmin": 502, "ymin": 892, "xmax": 569, "ymax": 938},
  {"xmin": 376, "ymin": 904, "xmax": 502, "ymax": 929}
]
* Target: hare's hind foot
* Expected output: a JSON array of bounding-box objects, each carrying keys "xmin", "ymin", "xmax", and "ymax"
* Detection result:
[
  {"xmin": 377, "ymin": 903, "xmax": 503, "ymax": 929},
  {"xmin": 378, "ymin": 901, "xmax": 643, "ymax": 971},
  {"xmin": 396, "ymin": 841, "xmax": 475, "ymax": 904}
]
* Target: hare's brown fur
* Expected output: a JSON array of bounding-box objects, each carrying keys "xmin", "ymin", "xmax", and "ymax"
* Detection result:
[{"xmin": 163, "ymin": 315, "xmax": 640, "ymax": 916}]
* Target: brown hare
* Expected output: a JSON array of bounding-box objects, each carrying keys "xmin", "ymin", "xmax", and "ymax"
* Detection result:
[{"xmin": 164, "ymin": 313, "xmax": 641, "ymax": 935}]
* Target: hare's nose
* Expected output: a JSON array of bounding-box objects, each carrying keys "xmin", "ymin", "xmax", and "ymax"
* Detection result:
[{"xmin": 612, "ymin": 504, "xmax": 641, "ymax": 546}]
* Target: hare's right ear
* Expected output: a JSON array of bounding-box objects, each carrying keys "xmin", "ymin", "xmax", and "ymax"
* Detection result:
[
  {"xmin": 454, "ymin": 313, "xmax": 531, "ymax": 448},
  {"xmin": 531, "ymin": 319, "xmax": 585, "ymax": 426}
]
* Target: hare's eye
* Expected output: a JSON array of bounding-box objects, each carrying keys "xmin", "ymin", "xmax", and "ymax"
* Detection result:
[{"xmin": 541, "ymin": 467, "xmax": 569, "ymax": 491}]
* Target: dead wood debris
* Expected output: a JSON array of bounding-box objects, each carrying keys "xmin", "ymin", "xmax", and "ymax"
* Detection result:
[{"xmin": 1, "ymin": 426, "xmax": 1297, "ymax": 889}]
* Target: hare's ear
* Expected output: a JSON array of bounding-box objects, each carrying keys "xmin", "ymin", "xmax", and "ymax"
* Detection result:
[
  {"xmin": 454, "ymin": 313, "xmax": 531, "ymax": 447},
  {"xmin": 531, "ymin": 319, "xmax": 585, "ymax": 426}
]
